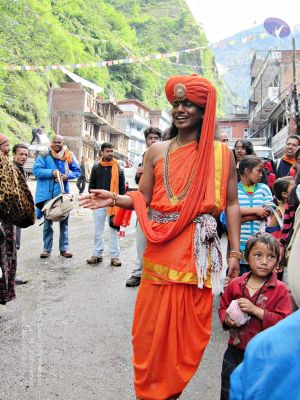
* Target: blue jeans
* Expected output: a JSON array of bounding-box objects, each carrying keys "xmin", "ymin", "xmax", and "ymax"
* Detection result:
[
  {"xmin": 131, "ymin": 220, "xmax": 146, "ymax": 278},
  {"xmin": 221, "ymin": 345, "xmax": 245, "ymax": 400},
  {"xmin": 43, "ymin": 217, "xmax": 69, "ymax": 253},
  {"xmin": 93, "ymin": 208, "xmax": 120, "ymax": 258}
]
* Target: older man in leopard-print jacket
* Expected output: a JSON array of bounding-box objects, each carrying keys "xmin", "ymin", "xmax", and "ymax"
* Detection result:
[{"xmin": 0, "ymin": 133, "xmax": 17, "ymax": 304}]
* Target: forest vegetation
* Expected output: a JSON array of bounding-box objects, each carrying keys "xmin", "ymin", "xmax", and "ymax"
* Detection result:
[{"xmin": 0, "ymin": 0, "xmax": 222, "ymax": 144}]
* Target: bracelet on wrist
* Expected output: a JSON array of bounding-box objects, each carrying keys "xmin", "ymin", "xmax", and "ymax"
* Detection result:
[
  {"xmin": 111, "ymin": 192, "xmax": 118, "ymax": 207},
  {"xmin": 229, "ymin": 250, "xmax": 243, "ymax": 260}
]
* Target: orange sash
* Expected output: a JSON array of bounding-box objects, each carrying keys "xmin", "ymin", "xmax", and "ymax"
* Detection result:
[
  {"xmin": 129, "ymin": 81, "xmax": 217, "ymax": 243},
  {"xmin": 281, "ymin": 154, "xmax": 295, "ymax": 165},
  {"xmin": 99, "ymin": 157, "xmax": 119, "ymax": 215},
  {"xmin": 129, "ymin": 141, "xmax": 229, "ymax": 286},
  {"xmin": 50, "ymin": 145, "xmax": 72, "ymax": 164}
]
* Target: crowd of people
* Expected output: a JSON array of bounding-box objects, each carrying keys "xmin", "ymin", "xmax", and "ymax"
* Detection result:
[{"xmin": 1, "ymin": 73, "xmax": 300, "ymax": 399}]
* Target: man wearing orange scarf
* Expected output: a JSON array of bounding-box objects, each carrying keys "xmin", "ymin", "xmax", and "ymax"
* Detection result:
[
  {"xmin": 33, "ymin": 135, "xmax": 81, "ymax": 258},
  {"xmin": 275, "ymin": 135, "xmax": 300, "ymax": 178},
  {"xmin": 80, "ymin": 75, "xmax": 241, "ymax": 399},
  {"xmin": 86, "ymin": 142, "xmax": 125, "ymax": 267}
]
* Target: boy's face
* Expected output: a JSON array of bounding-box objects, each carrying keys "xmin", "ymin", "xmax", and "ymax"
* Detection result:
[
  {"xmin": 248, "ymin": 242, "xmax": 278, "ymax": 277},
  {"xmin": 146, "ymin": 134, "xmax": 160, "ymax": 148}
]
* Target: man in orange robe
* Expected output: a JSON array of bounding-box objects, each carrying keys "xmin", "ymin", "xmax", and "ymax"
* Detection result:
[{"xmin": 80, "ymin": 74, "xmax": 241, "ymax": 399}]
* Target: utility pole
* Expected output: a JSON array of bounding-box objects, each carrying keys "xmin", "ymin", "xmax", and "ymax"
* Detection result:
[{"xmin": 292, "ymin": 36, "xmax": 300, "ymax": 135}]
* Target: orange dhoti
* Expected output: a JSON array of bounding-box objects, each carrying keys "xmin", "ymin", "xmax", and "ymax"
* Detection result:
[{"xmin": 132, "ymin": 281, "xmax": 213, "ymax": 400}]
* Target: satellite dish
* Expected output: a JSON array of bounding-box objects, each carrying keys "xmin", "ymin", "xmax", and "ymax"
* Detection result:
[{"xmin": 264, "ymin": 17, "xmax": 291, "ymax": 38}]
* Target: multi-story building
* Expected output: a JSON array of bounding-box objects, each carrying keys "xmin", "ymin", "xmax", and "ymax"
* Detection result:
[
  {"xmin": 218, "ymin": 105, "xmax": 250, "ymax": 145},
  {"xmin": 248, "ymin": 50, "xmax": 300, "ymax": 157},
  {"xmin": 117, "ymin": 99, "xmax": 151, "ymax": 163},
  {"xmin": 117, "ymin": 99, "xmax": 171, "ymax": 163},
  {"xmin": 51, "ymin": 82, "xmax": 129, "ymax": 162}
]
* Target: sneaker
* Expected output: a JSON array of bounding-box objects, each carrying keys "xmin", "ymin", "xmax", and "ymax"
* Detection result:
[
  {"xmin": 126, "ymin": 275, "xmax": 141, "ymax": 287},
  {"xmin": 60, "ymin": 251, "xmax": 73, "ymax": 258},
  {"xmin": 111, "ymin": 258, "xmax": 122, "ymax": 267},
  {"xmin": 40, "ymin": 251, "xmax": 50, "ymax": 258},
  {"xmin": 15, "ymin": 276, "xmax": 28, "ymax": 285},
  {"xmin": 87, "ymin": 256, "xmax": 103, "ymax": 264}
]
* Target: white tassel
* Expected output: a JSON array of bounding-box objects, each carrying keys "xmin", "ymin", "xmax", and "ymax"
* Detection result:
[{"xmin": 194, "ymin": 214, "xmax": 223, "ymax": 294}]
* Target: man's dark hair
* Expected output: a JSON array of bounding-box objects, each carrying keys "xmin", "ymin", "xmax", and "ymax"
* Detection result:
[
  {"xmin": 101, "ymin": 142, "xmax": 113, "ymax": 151},
  {"xmin": 238, "ymin": 155, "xmax": 263, "ymax": 175},
  {"xmin": 12, "ymin": 143, "xmax": 28, "ymax": 154},
  {"xmin": 144, "ymin": 127, "xmax": 162, "ymax": 140},
  {"xmin": 286, "ymin": 135, "xmax": 300, "ymax": 145}
]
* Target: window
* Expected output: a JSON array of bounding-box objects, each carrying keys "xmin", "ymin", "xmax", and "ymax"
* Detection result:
[
  {"xmin": 130, "ymin": 140, "xmax": 136, "ymax": 150},
  {"xmin": 244, "ymin": 128, "xmax": 250, "ymax": 138},
  {"xmin": 219, "ymin": 126, "xmax": 232, "ymax": 138},
  {"xmin": 138, "ymin": 142, "xmax": 143, "ymax": 152}
]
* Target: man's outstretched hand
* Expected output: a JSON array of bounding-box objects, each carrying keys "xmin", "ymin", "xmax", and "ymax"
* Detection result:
[{"xmin": 79, "ymin": 189, "xmax": 113, "ymax": 210}]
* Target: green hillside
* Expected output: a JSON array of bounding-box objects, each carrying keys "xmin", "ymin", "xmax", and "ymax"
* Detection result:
[{"xmin": 0, "ymin": 0, "xmax": 221, "ymax": 145}]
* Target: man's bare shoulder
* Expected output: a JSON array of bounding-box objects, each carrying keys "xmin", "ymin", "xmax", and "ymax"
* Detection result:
[{"xmin": 146, "ymin": 140, "xmax": 170, "ymax": 165}]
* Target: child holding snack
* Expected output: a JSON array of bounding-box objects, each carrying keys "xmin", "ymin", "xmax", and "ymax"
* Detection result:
[{"xmin": 219, "ymin": 233, "xmax": 292, "ymax": 400}]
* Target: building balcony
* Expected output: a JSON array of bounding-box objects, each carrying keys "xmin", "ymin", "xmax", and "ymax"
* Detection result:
[
  {"xmin": 119, "ymin": 110, "xmax": 151, "ymax": 127},
  {"xmin": 126, "ymin": 127, "xmax": 145, "ymax": 141},
  {"xmin": 250, "ymin": 51, "xmax": 281, "ymax": 90},
  {"xmin": 249, "ymin": 69, "xmax": 280, "ymax": 103},
  {"xmin": 249, "ymin": 87, "xmax": 279, "ymax": 128}
]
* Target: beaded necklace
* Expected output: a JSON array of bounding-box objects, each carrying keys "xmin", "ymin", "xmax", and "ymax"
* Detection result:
[
  {"xmin": 163, "ymin": 137, "xmax": 195, "ymax": 205},
  {"xmin": 242, "ymin": 273, "xmax": 271, "ymax": 305}
]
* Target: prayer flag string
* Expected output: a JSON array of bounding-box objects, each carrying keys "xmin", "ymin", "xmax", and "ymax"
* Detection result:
[{"xmin": 0, "ymin": 47, "xmax": 203, "ymax": 72}]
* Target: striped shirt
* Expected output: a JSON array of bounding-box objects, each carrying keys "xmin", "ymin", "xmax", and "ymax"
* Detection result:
[
  {"xmin": 238, "ymin": 182, "xmax": 273, "ymax": 251},
  {"xmin": 279, "ymin": 203, "xmax": 296, "ymax": 247},
  {"xmin": 279, "ymin": 185, "xmax": 300, "ymax": 248}
]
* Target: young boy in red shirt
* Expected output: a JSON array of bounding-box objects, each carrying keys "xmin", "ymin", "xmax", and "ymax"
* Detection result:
[{"xmin": 219, "ymin": 232, "xmax": 292, "ymax": 400}]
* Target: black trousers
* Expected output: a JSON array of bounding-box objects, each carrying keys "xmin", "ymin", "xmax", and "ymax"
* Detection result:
[
  {"xmin": 76, "ymin": 177, "xmax": 86, "ymax": 194},
  {"xmin": 220, "ymin": 345, "xmax": 245, "ymax": 400}
]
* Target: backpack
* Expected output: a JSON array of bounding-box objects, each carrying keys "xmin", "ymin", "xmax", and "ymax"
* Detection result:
[{"xmin": 42, "ymin": 173, "xmax": 74, "ymax": 222}]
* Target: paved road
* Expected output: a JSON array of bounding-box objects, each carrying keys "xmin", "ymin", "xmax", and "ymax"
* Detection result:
[{"xmin": 0, "ymin": 183, "xmax": 227, "ymax": 400}]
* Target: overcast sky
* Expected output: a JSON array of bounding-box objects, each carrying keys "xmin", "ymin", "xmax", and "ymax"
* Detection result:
[{"xmin": 185, "ymin": 0, "xmax": 299, "ymax": 43}]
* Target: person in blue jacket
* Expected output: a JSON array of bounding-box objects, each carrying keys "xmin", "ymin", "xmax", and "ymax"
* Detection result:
[
  {"xmin": 230, "ymin": 228, "xmax": 300, "ymax": 400},
  {"xmin": 33, "ymin": 135, "xmax": 80, "ymax": 258}
]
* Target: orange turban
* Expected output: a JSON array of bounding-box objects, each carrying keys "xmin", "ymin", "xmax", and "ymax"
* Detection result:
[{"xmin": 165, "ymin": 74, "xmax": 215, "ymax": 108}]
